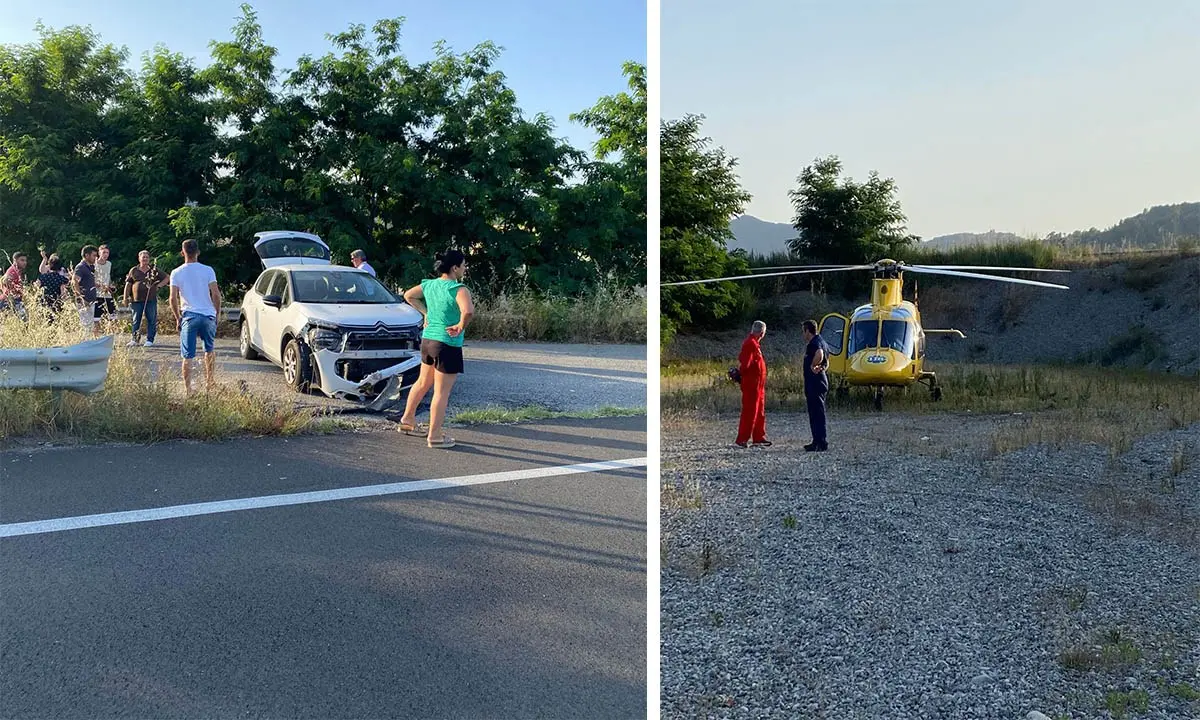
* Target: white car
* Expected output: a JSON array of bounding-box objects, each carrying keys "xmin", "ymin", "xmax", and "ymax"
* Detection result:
[{"xmin": 239, "ymin": 231, "xmax": 424, "ymax": 406}]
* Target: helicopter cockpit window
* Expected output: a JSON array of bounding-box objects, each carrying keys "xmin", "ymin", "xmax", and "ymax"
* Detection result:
[
  {"xmin": 881, "ymin": 320, "xmax": 914, "ymax": 356},
  {"xmin": 847, "ymin": 320, "xmax": 880, "ymax": 355}
]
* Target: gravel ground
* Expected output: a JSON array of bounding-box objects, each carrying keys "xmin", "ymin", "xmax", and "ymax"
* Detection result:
[{"xmin": 660, "ymin": 411, "xmax": 1200, "ymax": 720}]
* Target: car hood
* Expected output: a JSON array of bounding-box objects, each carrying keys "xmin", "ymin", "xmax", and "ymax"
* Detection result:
[{"xmin": 300, "ymin": 302, "xmax": 423, "ymax": 329}]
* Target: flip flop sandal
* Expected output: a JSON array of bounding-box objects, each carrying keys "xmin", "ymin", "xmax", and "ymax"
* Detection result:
[
  {"xmin": 397, "ymin": 422, "xmax": 429, "ymax": 436},
  {"xmin": 428, "ymin": 436, "xmax": 456, "ymax": 449}
]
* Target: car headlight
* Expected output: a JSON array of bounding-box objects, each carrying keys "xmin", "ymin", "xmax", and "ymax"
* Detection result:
[{"xmin": 309, "ymin": 327, "xmax": 342, "ymax": 350}]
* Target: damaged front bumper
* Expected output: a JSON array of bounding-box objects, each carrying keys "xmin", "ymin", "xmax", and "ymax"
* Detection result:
[
  {"xmin": 311, "ymin": 348, "xmax": 423, "ymax": 411},
  {"xmin": 305, "ymin": 321, "xmax": 424, "ymax": 411}
]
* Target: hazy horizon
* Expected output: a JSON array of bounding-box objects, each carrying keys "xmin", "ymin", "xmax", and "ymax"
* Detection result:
[{"xmin": 663, "ymin": 0, "xmax": 1200, "ymax": 239}]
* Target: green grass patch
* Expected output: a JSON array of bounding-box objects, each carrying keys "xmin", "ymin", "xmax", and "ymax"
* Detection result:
[
  {"xmin": 450, "ymin": 404, "xmax": 645, "ymax": 425},
  {"xmin": 1059, "ymin": 628, "xmax": 1144, "ymax": 674},
  {"xmin": 1165, "ymin": 682, "xmax": 1200, "ymax": 701},
  {"xmin": 662, "ymin": 358, "xmax": 1200, "ymax": 455},
  {"xmin": 1103, "ymin": 689, "xmax": 1150, "ymax": 719}
]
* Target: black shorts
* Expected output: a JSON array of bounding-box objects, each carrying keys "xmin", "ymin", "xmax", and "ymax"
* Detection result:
[
  {"xmin": 94, "ymin": 297, "xmax": 115, "ymax": 317},
  {"xmin": 420, "ymin": 338, "xmax": 464, "ymax": 375}
]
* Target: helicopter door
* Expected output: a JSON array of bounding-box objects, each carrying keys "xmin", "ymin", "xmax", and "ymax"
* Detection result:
[{"xmin": 818, "ymin": 313, "xmax": 848, "ymax": 376}]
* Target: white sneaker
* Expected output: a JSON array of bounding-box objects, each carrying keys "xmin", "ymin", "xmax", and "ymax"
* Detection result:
[
  {"xmin": 126, "ymin": 340, "xmax": 140, "ymax": 347},
  {"xmin": 144, "ymin": 341, "xmax": 155, "ymax": 347}
]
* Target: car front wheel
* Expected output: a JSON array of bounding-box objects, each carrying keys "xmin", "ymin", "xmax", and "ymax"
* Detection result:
[{"xmin": 282, "ymin": 338, "xmax": 314, "ymax": 392}]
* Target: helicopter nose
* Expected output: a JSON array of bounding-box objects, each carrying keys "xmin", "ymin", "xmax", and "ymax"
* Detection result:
[{"xmin": 849, "ymin": 348, "xmax": 911, "ymax": 376}]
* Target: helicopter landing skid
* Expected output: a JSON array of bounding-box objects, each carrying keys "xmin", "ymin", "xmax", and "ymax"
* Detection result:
[{"xmin": 916, "ymin": 371, "xmax": 943, "ymax": 401}]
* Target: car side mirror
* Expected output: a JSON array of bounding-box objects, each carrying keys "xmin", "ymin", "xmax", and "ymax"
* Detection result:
[{"xmin": 263, "ymin": 294, "xmax": 282, "ymax": 308}]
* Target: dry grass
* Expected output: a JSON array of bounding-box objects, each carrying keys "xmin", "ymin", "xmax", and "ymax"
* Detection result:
[
  {"xmin": 469, "ymin": 283, "xmax": 646, "ymax": 343},
  {"xmin": 0, "ymin": 289, "xmax": 325, "ymax": 442},
  {"xmin": 662, "ymin": 358, "xmax": 1200, "ymax": 456}
]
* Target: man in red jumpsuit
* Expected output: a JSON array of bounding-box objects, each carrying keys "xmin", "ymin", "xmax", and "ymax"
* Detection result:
[{"xmin": 735, "ymin": 321, "xmax": 771, "ymax": 448}]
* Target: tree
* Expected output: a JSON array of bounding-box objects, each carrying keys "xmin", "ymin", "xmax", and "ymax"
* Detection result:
[
  {"xmin": 0, "ymin": 24, "xmax": 133, "ymax": 262},
  {"xmin": 659, "ymin": 113, "xmax": 751, "ymax": 328},
  {"xmin": 1, "ymin": 8, "xmax": 641, "ymax": 300},
  {"xmin": 568, "ymin": 61, "xmax": 647, "ymax": 290},
  {"xmin": 787, "ymin": 155, "xmax": 917, "ymax": 264}
]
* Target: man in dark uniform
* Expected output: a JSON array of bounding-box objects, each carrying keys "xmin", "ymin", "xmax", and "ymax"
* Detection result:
[{"xmin": 802, "ymin": 319, "xmax": 830, "ymax": 451}]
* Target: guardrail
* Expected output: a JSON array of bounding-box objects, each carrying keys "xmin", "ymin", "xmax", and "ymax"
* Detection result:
[{"xmin": 0, "ymin": 335, "xmax": 115, "ymax": 394}]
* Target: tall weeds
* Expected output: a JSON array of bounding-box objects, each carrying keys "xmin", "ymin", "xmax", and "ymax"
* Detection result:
[
  {"xmin": 0, "ymin": 287, "xmax": 316, "ymax": 441},
  {"xmin": 470, "ymin": 282, "xmax": 646, "ymax": 343}
]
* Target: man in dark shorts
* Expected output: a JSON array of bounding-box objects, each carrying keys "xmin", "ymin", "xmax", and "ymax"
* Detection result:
[
  {"xmin": 73, "ymin": 246, "xmax": 99, "ymax": 335},
  {"xmin": 802, "ymin": 319, "xmax": 830, "ymax": 451}
]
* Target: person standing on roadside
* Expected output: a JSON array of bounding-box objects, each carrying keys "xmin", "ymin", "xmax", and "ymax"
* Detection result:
[
  {"xmin": 168, "ymin": 239, "xmax": 221, "ymax": 395},
  {"xmin": 801, "ymin": 319, "xmax": 830, "ymax": 452},
  {"xmin": 73, "ymin": 246, "xmax": 100, "ymax": 335},
  {"xmin": 735, "ymin": 320, "xmax": 771, "ymax": 448},
  {"xmin": 37, "ymin": 255, "xmax": 71, "ymax": 320},
  {"xmin": 123, "ymin": 250, "xmax": 169, "ymax": 347},
  {"xmin": 350, "ymin": 249, "xmax": 376, "ymax": 277},
  {"xmin": 94, "ymin": 244, "xmax": 117, "ymax": 325},
  {"xmin": 0, "ymin": 252, "xmax": 27, "ymax": 317},
  {"xmin": 396, "ymin": 249, "xmax": 474, "ymax": 449}
]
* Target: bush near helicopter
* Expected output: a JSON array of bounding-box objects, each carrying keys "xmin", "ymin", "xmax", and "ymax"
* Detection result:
[{"xmin": 662, "ymin": 259, "xmax": 1070, "ymax": 409}]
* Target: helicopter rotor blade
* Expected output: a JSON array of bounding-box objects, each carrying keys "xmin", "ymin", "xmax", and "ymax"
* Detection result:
[
  {"xmin": 748, "ymin": 265, "xmax": 859, "ymax": 272},
  {"xmin": 910, "ymin": 264, "xmax": 1070, "ymax": 274},
  {"xmin": 661, "ymin": 265, "xmax": 875, "ymax": 287},
  {"xmin": 904, "ymin": 265, "xmax": 1070, "ymax": 289}
]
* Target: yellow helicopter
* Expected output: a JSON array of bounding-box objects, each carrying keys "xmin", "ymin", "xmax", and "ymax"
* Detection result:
[{"xmin": 662, "ymin": 258, "xmax": 1070, "ymax": 409}]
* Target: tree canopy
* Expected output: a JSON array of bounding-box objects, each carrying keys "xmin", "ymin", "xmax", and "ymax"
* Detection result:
[
  {"xmin": 0, "ymin": 6, "xmax": 645, "ymax": 297},
  {"xmin": 787, "ymin": 155, "xmax": 917, "ymax": 264},
  {"xmin": 659, "ymin": 113, "xmax": 751, "ymax": 329}
]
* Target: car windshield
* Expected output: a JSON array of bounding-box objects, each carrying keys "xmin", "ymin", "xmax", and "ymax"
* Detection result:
[
  {"xmin": 847, "ymin": 320, "xmax": 879, "ymax": 354},
  {"xmin": 881, "ymin": 320, "xmax": 914, "ymax": 356},
  {"xmin": 292, "ymin": 270, "xmax": 398, "ymax": 303}
]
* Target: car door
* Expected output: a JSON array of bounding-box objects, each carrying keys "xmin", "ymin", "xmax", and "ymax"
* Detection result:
[
  {"xmin": 247, "ymin": 270, "xmax": 276, "ymax": 351},
  {"xmin": 259, "ymin": 271, "xmax": 291, "ymax": 363}
]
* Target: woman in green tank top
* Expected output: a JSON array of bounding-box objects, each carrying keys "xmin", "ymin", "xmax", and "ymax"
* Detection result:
[{"xmin": 397, "ymin": 249, "xmax": 475, "ymax": 449}]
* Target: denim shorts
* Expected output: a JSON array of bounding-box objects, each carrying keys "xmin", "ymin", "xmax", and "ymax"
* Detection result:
[{"xmin": 180, "ymin": 311, "xmax": 217, "ymax": 359}]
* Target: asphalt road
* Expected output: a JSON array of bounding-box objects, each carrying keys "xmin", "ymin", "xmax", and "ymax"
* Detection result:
[
  {"xmin": 130, "ymin": 338, "xmax": 646, "ymax": 414},
  {"xmin": 0, "ymin": 416, "xmax": 647, "ymax": 719}
]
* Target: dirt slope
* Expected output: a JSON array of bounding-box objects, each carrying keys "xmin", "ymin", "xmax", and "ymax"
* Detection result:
[{"xmin": 668, "ymin": 256, "xmax": 1200, "ymax": 376}]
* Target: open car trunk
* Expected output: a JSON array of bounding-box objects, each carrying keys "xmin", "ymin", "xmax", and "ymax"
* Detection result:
[{"xmin": 254, "ymin": 231, "xmax": 331, "ymax": 268}]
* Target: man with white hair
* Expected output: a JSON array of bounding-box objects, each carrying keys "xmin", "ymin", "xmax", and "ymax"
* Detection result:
[
  {"xmin": 735, "ymin": 320, "xmax": 771, "ymax": 448},
  {"xmin": 350, "ymin": 249, "xmax": 376, "ymax": 277}
]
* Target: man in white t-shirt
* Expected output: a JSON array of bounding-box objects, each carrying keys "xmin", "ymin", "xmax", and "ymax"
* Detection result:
[
  {"xmin": 169, "ymin": 239, "xmax": 222, "ymax": 395},
  {"xmin": 350, "ymin": 249, "xmax": 376, "ymax": 277}
]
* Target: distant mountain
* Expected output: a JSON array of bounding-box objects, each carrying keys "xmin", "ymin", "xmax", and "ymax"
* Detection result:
[
  {"xmin": 727, "ymin": 215, "xmax": 795, "ymax": 256},
  {"xmin": 728, "ymin": 202, "xmax": 1200, "ymax": 254},
  {"xmin": 1046, "ymin": 202, "xmax": 1200, "ymax": 249}
]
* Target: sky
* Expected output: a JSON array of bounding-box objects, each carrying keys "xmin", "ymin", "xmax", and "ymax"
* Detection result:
[
  {"xmin": 0, "ymin": 0, "xmax": 646, "ymax": 158},
  {"xmin": 663, "ymin": 0, "xmax": 1200, "ymax": 239}
]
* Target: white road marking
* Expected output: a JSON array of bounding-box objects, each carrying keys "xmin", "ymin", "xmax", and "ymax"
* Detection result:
[{"xmin": 0, "ymin": 457, "xmax": 648, "ymax": 538}]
